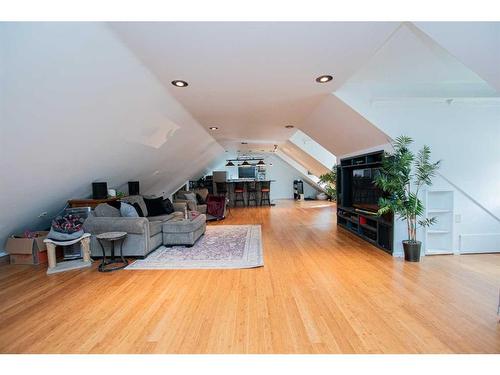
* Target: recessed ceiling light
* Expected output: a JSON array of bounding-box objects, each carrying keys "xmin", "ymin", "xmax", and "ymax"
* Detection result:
[
  {"xmin": 285, "ymin": 125, "xmax": 294, "ymax": 129},
  {"xmin": 171, "ymin": 80, "xmax": 188, "ymax": 87},
  {"xmin": 315, "ymin": 75, "xmax": 333, "ymax": 83},
  {"xmin": 208, "ymin": 126, "xmax": 219, "ymax": 130},
  {"xmin": 241, "ymin": 142, "xmax": 248, "ymax": 145}
]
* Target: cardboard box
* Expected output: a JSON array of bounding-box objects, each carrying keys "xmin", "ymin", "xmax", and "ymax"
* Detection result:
[{"xmin": 5, "ymin": 231, "xmax": 49, "ymax": 265}]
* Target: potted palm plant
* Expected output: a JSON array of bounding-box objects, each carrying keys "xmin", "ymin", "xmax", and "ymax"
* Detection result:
[
  {"xmin": 319, "ymin": 165, "xmax": 337, "ymax": 201},
  {"xmin": 374, "ymin": 136, "xmax": 441, "ymax": 262}
]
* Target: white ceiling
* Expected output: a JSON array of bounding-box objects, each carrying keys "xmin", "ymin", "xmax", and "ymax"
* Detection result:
[
  {"xmin": 344, "ymin": 23, "xmax": 497, "ymax": 98},
  {"xmin": 110, "ymin": 22, "xmax": 400, "ymax": 151}
]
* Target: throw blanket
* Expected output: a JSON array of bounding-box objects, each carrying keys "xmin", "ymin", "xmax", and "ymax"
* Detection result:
[{"xmin": 206, "ymin": 195, "xmax": 225, "ymax": 219}]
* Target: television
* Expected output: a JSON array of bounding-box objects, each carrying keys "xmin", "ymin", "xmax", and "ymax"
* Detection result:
[
  {"xmin": 351, "ymin": 167, "xmax": 384, "ymax": 212},
  {"xmin": 238, "ymin": 166, "xmax": 256, "ymax": 179}
]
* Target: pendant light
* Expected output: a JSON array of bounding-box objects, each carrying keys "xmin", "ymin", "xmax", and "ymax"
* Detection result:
[
  {"xmin": 225, "ymin": 160, "xmax": 235, "ymax": 167},
  {"xmin": 257, "ymin": 160, "xmax": 265, "ymax": 166},
  {"xmin": 241, "ymin": 160, "xmax": 250, "ymax": 167}
]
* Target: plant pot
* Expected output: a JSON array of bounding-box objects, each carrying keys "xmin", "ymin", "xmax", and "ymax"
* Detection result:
[{"xmin": 402, "ymin": 240, "xmax": 421, "ymax": 262}]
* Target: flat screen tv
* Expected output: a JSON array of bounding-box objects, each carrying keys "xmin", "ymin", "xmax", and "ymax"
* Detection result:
[
  {"xmin": 351, "ymin": 167, "xmax": 384, "ymax": 212},
  {"xmin": 238, "ymin": 166, "xmax": 256, "ymax": 179}
]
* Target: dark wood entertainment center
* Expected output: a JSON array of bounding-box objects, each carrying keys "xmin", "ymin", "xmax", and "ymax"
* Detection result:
[{"xmin": 336, "ymin": 150, "xmax": 394, "ymax": 254}]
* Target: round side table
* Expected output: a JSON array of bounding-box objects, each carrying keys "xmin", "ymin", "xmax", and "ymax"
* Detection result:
[{"xmin": 96, "ymin": 231, "xmax": 128, "ymax": 272}]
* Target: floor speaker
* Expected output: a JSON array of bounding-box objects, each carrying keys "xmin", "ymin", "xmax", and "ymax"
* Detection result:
[
  {"xmin": 92, "ymin": 182, "xmax": 108, "ymax": 200},
  {"xmin": 128, "ymin": 181, "xmax": 140, "ymax": 196}
]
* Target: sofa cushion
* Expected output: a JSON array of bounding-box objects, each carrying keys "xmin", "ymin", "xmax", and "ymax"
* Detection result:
[
  {"xmin": 183, "ymin": 192, "xmax": 197, "ymax": 204},
  {"xmin": 144, "ymin": 196, "xmax": 167, "ymax": 217},
  {"xmin": 94, "ymin": 203, "xmax": 121, "ymax": 217},
  {"xmin": 162, "ymin": 214, "xmax": 206, "ymax": 234},
  {"xmin": 147, "ymin": 213, "xmax": 176, "ymax": 222},
  {"xmin": 122, "ymin": 195, "xmax": 148, "ymax": 217},
  {"xmin": 120, "ymin": 202, "xmax": 139, "ymax": 217},
  {"xmin": 194, "ymin": 188, "xmax": 209, "ymax": 202},
  {"xmin": 196, "ymin": 193, "xmax": 205, "ymax": 205},
  {"xmin": 132, "ymin": 203, "xmax": 145, "ymax": 217},
  {"xmin": 162, "ymin": 198, "xmax": 175, "ymax": 214},
  {"xmin": 148, "ymin": 221, "xmax": 163, "ymax": 236}
]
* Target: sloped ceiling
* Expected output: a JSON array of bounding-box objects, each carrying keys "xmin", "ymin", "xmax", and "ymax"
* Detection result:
[
  {"xmin": 279, "ymin": 141, "xmax": 330, "ymax": 178},
  {"xmin": 299, "ymin": 94, "xmax": 390, "ymax": 156},
  {"xmin": 0, "ymin": 23, "xmax": 224, "ymax": 246},
  {"xmin": 415, "ymin": 22, "xmax": 500, "ymax": 92}
]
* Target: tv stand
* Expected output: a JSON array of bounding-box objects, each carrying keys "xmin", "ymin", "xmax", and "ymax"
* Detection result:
[{"xmin": 336, "ymin": 150, "xmax": 393, "ymax": 254}]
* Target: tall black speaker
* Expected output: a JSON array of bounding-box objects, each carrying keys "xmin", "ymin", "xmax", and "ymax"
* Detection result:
[
  {"xmin": 128, "ymin": 181, "xmax": 140, "ymax": 196},
  {"xmin": 92, "ymin": 182, "xmax": 108, "ymax": 199}
]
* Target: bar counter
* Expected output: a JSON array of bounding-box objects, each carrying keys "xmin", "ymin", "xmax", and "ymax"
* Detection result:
[{"xmin": 220, "ymin": 180, "xmax": 275, "ymax": 207}]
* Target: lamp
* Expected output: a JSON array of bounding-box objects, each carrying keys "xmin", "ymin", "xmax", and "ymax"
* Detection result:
[{"xmin": 225, "ymin": 161, "xmax": 235, "ymax": 167}]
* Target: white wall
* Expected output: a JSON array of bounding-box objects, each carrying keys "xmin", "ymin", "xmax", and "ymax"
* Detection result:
[
  {"xmin": 0, "ymin": 23, "xmax": 224, "ymax": 250},
  {"xmin": 211, "ymin": 154, "xmax": 319, "ymax": 200},
  {"xmin": 336, "ymin": 95, "xmax": 500, "ymax": 255}
]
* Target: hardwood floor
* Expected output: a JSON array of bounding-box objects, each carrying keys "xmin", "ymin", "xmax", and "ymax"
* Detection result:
[{"xmin": 0, "ymin": 200, "xmax": 499, "ymax": 353}]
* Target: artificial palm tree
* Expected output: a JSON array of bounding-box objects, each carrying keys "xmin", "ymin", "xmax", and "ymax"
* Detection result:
[
  {"xmin": 319, "ymin": 165, "xmax": 337, "ymax": 201},
  {"xmin": 374, "ymin": 136, "xmax": 441, "ymax": 261}
]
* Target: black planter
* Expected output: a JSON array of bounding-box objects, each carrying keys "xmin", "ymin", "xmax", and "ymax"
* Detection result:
[{"xmin": 403, "ymin": 241, "xmax": 421, "ymax": 262}]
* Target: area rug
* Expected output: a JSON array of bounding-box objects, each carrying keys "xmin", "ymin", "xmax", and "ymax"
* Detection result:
[{"xmin": 126, "ymin": 225, "xmax": 263, "ymax": 270}]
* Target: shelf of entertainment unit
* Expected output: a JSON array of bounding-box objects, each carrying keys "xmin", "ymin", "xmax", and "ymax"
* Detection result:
[
  {"xmin": 337, "ymin": 150, "xmax": 393, "ymax": 255},
  {"xmin": 360, "ymin": 224, "xmax": 377, "ymax": 232}
]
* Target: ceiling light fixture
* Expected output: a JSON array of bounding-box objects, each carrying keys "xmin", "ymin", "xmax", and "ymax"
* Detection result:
[
  {"xmin": 257, "ymin": 160, "xmax": 266, "ymax": 166},
  {"xmin": 241, "ymin": 161, "xmax": 250, "ymax": 167},
  {"xmin": 171, "ymin": 80, "xmax": 188, "ymax": 87},
  {"xmin": 241, "ymin": 142, "xmax": 248, "ymax": 145},
  {"xmin": 208, "ymin": 126, "xmax": 219, "ymax": 130},
  {"xmin": 225, "ymin": 161, "xmax": 235, "ymax": 167},
  {"xmin": 315, "ymin": 75, "xmax": 333, "ymax": 83},
  {"xmin": 285, "ymin": 125, "xmax": 294, "ymax": 129}
]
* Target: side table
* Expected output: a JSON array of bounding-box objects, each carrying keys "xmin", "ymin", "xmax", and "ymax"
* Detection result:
[{"xmin": 96, "ymin": 231, "xmax": 128, "ymax": 272}]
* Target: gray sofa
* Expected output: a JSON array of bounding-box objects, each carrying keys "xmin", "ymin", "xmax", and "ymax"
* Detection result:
[
  {"xmin": 174, "ymin": 188, "xmax": 227, "ymax": 219},
  {"xmin": 83, "ymin": 195, "xmax": 187, "ymax": 258},
  {"xmin": 173, "ymin": 188, "xmax": 209, "ymax": 214}
]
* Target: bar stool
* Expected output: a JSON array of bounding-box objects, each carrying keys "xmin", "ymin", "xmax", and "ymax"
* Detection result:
[
  {"xmin": 246, "ymin": 181, "xmax": 258, "ymax": 207},
  {"xmin": 234, "ymin": 182, "xmax": 245, "ymax": 207},
  {"xmin": 215, "ymin": 182, "xmax": 228, "ymax": 198},
  {"xmin": 260, "ymin": 181, "xmax": 271, "ymax": 206}
]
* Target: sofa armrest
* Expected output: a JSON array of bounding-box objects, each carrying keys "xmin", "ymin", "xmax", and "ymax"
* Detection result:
[
  {"xmin": 172, "ymin": 202, "xmax": 187, "ymax": 212},
  {"xmin": 83, "ymin": 217, "xmax": 149, "ymax": 235}
]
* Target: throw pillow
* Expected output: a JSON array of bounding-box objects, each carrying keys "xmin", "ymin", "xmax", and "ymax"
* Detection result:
[
  {"xmin": 120, "ymin": 202, "xmax": 139, "ymax": 218},
  {"xmin": 162, "ymin": 198, "xmax": 175, "ymax": 214},
  {"xmin": 94, "ymin": 203, "xmax": 121, "ymax": 217},
  {"xmin": 106, "ymin": 200, "xmax": 122, "ymax": 210},
  {"xmin": 143, "ymin": 196, "xmax": 167, "ymax": 217},
  {"xmin": 196, "ymin": 193, "xmax": 205, "ymax": 205},
  {"xmin": 132, "ymin": 203, "xmax": 145, "ymax": 217},
  {"xmin": 183, "ymin": 192, "xmax": 197, "ymax": 204}
]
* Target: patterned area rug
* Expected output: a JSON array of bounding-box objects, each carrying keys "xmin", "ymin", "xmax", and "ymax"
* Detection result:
[{"xmin": 126, "ymin": 225, "xmax": 263, "ymax": 270}]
